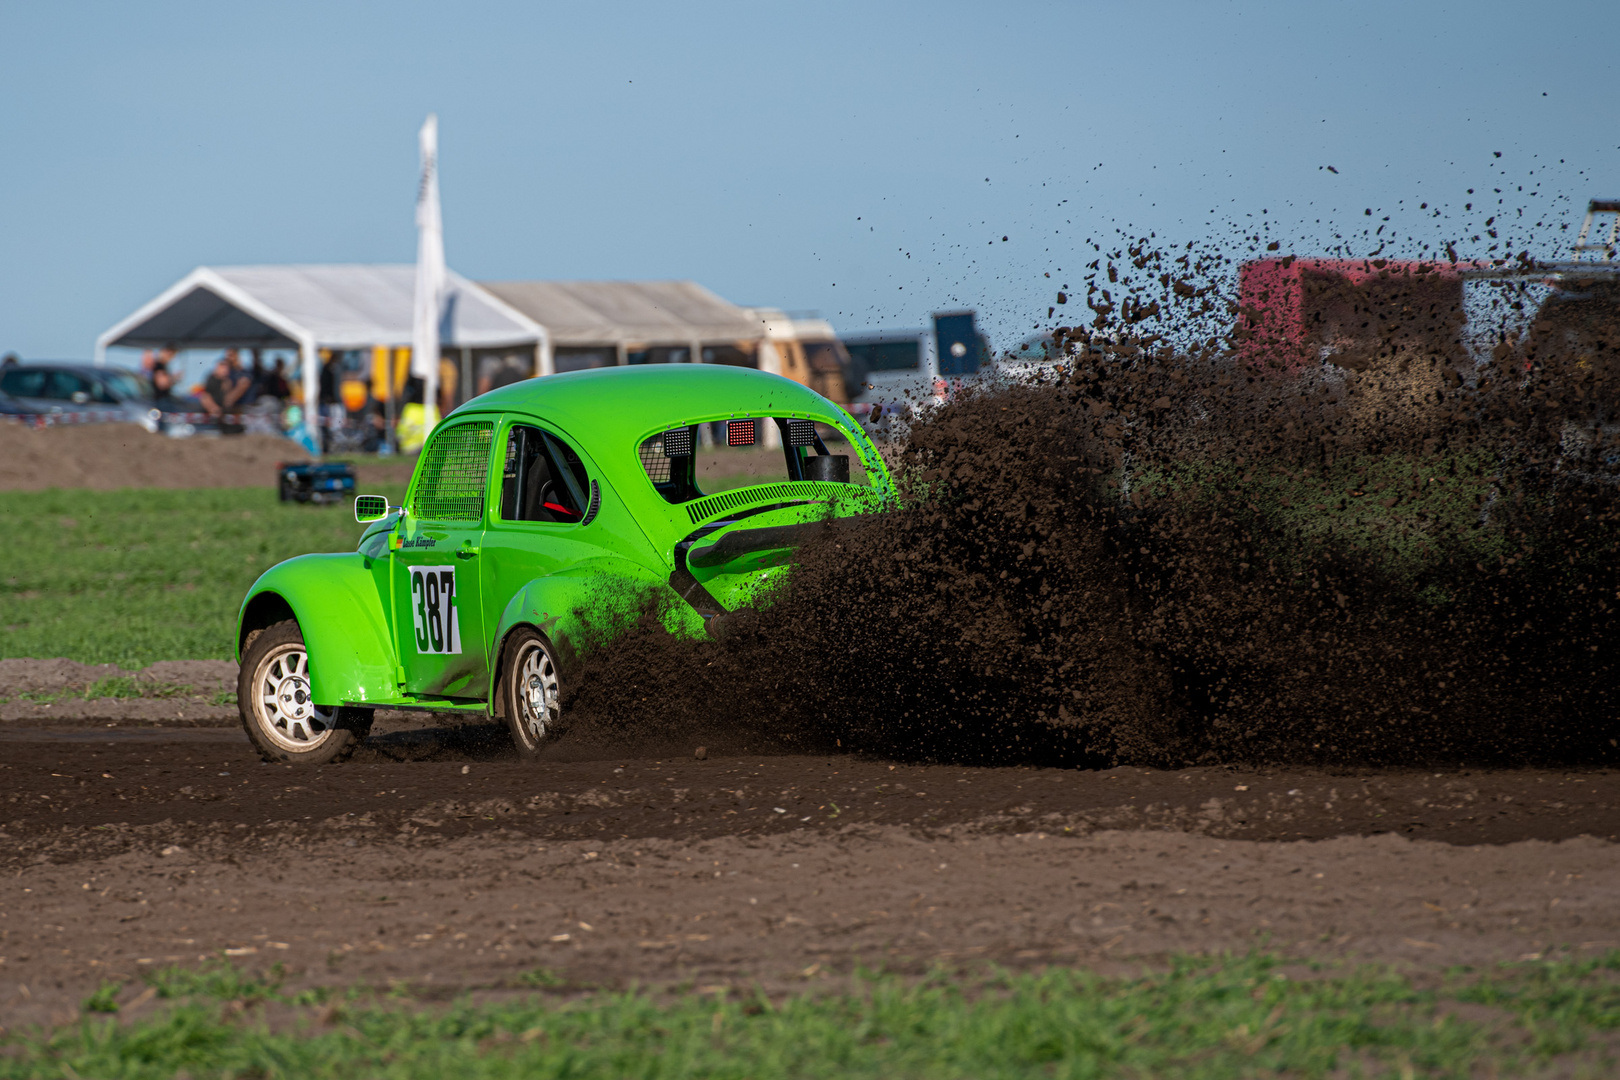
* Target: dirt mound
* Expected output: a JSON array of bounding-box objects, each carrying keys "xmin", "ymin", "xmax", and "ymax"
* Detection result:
[{"xmin": 0, "ymin": 423, "xmax": 415, "ymax": 491}]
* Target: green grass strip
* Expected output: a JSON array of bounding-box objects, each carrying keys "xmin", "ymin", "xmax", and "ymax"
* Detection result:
[
  {"xmin": 0, "ymin": 486, "xmax": 402, "ymax": 668},
  {"xmin": 5, "ymin": 952, "xmax": 1619, "ymax": 1078}
]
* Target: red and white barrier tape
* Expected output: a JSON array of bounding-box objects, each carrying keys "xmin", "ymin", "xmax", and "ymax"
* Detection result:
[
  {"xmin": 1, "ymin": 411, "xmax": 255, "ymax": 428},
  {"xmin": 1, "ymin": 410, "xmax": 373, "ymax": 429}
]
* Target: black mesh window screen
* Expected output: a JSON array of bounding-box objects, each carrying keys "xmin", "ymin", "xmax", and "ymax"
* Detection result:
[
  {"xmin": 413, "ymin": 422, "xmax": 493, "ymax": 521},
  {"xmin": 638, "ymin": 434, "xmax": 672, "ymax": 485},
  {"xmin": 662, "ymin": 427, "xmax": 694, "ymax": 457}
]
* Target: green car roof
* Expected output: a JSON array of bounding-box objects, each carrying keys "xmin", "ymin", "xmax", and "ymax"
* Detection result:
[{"xmin": 457, "ymin": 364, "xmax": 852, "ymax": 443}]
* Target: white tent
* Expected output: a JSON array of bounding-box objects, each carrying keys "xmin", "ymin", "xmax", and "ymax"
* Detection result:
[{"xmin": 95, "ymin": 264, "xmax": 547, "ymax": 446}]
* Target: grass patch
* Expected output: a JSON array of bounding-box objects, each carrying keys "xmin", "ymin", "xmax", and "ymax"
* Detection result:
[
  {"xmin": 512, "ymin": 966, "xmax": 565, "ymax": 989},
  {"xmin": 79, "ymin": 982, "xmax": 121, "ymax": 1016},
  {"xmin": 6, "ymin": 952, "xmax": 1618, "ymax": 1078},
  {"xmin": 8, "ymin": 677, "xmax": 189, "ymax": 705},
  {"xmin": 0, "ymin": 486, "xmax": 403, "ymax": 667}
]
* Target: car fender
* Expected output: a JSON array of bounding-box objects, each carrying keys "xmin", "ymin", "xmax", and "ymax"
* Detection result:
[
  {"xmin": 237, "ymin": 553, "xmax": 398, "ymax": 707},
  {"xmin": 485, "ymin": 557, "xmax": 705, "ymax": 704}
]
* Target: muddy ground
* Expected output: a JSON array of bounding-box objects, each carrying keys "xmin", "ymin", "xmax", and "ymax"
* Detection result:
[{"xmin": 4, "ymin": 664, "xmax": 1620, "ymax": 1030}]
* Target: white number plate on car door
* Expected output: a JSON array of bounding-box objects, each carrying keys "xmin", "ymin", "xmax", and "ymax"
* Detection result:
[{"xmin": 409, "ymin": 565, "xmax": 461, "ymax": 654}]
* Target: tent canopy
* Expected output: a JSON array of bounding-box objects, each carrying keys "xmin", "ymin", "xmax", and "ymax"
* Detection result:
[
  {"xmin": 480, "ymin": 280, "xmax": 762, "ymax": 347},
  {"xmin": 98, "ymin": 264, "xmax": 544, "ymax": 355},
  {"xmin": 95, "ymin": 264, "xmax": 546, "ymax": 449},
  {"xmin": 94, "ymin": 268, "xmax": 776, "ymax": 449}
]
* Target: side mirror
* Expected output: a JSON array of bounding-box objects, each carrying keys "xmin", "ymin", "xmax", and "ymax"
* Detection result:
[{"xmin": 354, "ymin": 494, "xmax": 394, "ymax": 523}]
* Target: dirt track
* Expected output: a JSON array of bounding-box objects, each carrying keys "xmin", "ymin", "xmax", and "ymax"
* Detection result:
[{"xmin": 4, "ymin": 720, "xmax": 1619, "ymax": 1030}]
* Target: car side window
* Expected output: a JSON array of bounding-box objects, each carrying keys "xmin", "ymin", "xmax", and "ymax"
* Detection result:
[
  {"xmin": 47, "ymin": 370, "xmax": 91, "ymax": 402},
  {"xmin": 500, "ymin": 425, "xmax": 590, "ymax": 524},
  {"xmin": 0, "ymin": 370, "xmax": 45, "ymax": 398},
  {"xmin": 411, "ymin": 422, "xmax": 494, "ymax": 522}
]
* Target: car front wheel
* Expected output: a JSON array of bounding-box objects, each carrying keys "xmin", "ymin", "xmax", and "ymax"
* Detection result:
[
  {"xmin": 238, "ymin": 619, "xmax": 372, "ymax": 764},
  {"xmin": 502, "ymin": 628, "xmax": 561, "ymax": 759}
]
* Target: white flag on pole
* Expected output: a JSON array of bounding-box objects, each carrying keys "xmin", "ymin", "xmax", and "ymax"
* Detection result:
[{"xmin": 411, "ymin": 114, "xmax": 445, "ymax": 432}]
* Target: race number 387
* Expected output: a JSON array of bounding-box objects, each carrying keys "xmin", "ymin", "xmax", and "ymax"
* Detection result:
[{"xmin": 409, "ymin": 566, "xmax": 461, "ymax": 654}]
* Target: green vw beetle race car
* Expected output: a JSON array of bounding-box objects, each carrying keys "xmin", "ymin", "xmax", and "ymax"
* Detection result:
[{"xmin": 235, "ymin": 365, "xmax": 891, "ymax": 764}]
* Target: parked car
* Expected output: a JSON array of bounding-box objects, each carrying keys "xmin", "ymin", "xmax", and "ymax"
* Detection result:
[
  {"xmin": 0, "ymin": 363, "xmax": 161, "ymax": 430},
  {"xmin": 234, "ymin": 364, "xmax": 892, "ymax": 764}
]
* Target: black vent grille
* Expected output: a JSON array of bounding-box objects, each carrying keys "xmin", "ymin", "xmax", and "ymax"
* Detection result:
[
  {"xmin": 684, "ymin": 481, "xmax": 847, "ymax": 524},
  {"xmin": 580, "ymin": 479, "xmax": 602, "ymax": 526}
]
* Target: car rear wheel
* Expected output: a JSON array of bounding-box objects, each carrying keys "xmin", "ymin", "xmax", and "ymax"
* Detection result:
[
  {"xmin": 502, "ymin": 628, "xmax": 561, "ymax": 759},
  {"xmin": 238, "ymin": 620, "xmax": 372, "ymax": 765}
]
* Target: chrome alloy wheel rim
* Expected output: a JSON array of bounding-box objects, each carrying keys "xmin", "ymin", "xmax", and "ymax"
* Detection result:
[
  {"xmin": 516, "ymin": 643, "xmax": 559, "ymax": 744},
  {"xmin": 254, "ymin": 644, "xmax": 336, "ymax": 752}
]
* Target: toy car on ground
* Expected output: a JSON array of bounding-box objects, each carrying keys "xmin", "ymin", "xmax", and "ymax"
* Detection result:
[
  {"xmin": 277, "ymin": 461, "xmax": 357, "ymax": 504},
  {"xmin": 235, "ymin": 365, "xmax": 891, "ymax": 764}
]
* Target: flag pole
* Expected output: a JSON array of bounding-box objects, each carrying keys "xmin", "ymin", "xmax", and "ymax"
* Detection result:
[{"xmin": 412, "ymin": 113, "xmax": 445, "ymax": 442}]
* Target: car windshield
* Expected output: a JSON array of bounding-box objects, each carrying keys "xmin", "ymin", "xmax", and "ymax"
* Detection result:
[{"xmin": 638, "ymin": 417, "xmax": 869, "ymax": 504}]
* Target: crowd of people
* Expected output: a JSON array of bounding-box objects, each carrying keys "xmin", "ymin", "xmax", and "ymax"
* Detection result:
[
  {"xmin": 130, "ymin": 345, "xmax": 534, "ymax": 451},
  {"xmin": 140, "ymin": 346, "xmax": 433, "ymax": 451},
  {"xmin": 143, "ymin": 347, "xmax": 294, "ymax": 417}
]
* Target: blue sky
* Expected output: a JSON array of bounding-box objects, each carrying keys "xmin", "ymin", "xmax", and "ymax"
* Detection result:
[{"xmin": 2, "ymin": 0, "xmax": 1615, "ymax": 360}]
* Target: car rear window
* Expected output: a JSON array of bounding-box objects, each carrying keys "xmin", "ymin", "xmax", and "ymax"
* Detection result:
[
  {"xmin": 412, "ymin": 422, "xmax": 494, "ymax": 521},
  {"xmin": 638, "ymin": 418, "xmax": 868, "ymax": 504}
]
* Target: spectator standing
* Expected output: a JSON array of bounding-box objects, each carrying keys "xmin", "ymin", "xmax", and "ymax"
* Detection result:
[
  {"xmin": 318, "ymin": 351, "xmax": 344, "ymax": 451},
  {"xmin": 268, "ymin": 358, "xmax": 292, "ymax": 400},
  {"xmin": 247, "ymin": 351, "xmax": 269, "ymax": 401},
  {"xmin": 150, "ymin": 353, "xmax": 177, "ymax": 402}
]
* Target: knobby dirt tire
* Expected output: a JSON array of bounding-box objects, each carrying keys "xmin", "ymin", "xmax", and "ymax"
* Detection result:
[
  {"xmin": 237, "ymin": 619, "xmax": 372, "ymax": 765},
  {"xmin": 501, "ymin": 627, "xmax": 562, "ymax": 761}
]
